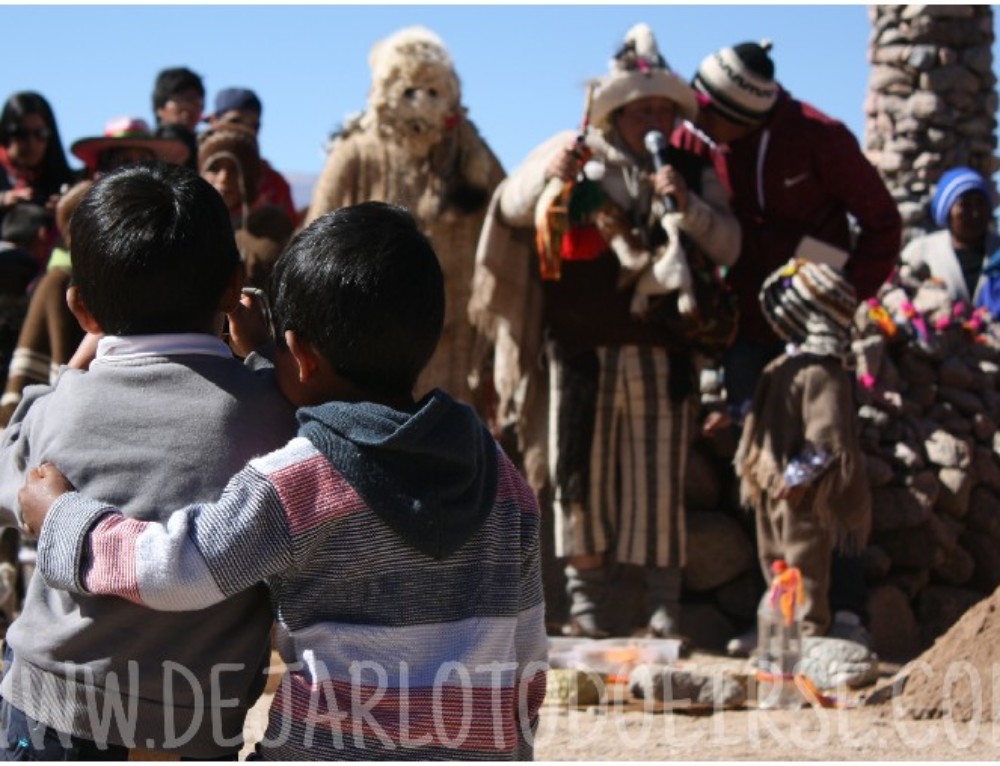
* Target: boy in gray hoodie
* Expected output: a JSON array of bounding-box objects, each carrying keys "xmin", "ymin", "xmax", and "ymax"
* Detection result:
[{"xmin": 0, "ymin": 161, "xmax": 296, "ymax": 759}]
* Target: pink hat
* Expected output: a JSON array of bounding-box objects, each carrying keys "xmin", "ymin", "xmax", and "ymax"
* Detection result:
[{"xmin": 71, "ymin": 116, "xmax": 190, "ymax": 172}]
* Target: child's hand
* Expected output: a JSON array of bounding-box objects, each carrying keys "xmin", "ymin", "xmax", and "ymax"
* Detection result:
[
  {"xmin": 19, "ymin": 463, "xmax": 74, "ymax": 538},
  {"xmin": 227, "ymin": 288, "xmax": 273, "ymax": 358}
]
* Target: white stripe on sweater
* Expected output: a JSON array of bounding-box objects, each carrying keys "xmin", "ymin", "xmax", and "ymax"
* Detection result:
[
  {"xmin": 136, "ymin": 510, "xmax": 227, "ymax": 610},
  {"xmin": 250, "ymin": 436, "xmax": 319, "ymax": 474},
  {"xmin": 287, "ymin": 603, "xmax": 547, "ymax": 688}
]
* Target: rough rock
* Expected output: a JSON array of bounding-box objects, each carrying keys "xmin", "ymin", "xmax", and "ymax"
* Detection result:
[
  {"xmin": 867, "ymin": 584, "xmax": 924, "ymax": 661},
  {"xmin": 799, "ymin": 636, "xmax": 880, "ymax": 689},
  {"xmin": 959, "ymin": 530, "xmax": 1000, "ymax": 593},
  {"xmin": 628, "ymin": 665, "xmax": 746, "ymax": 707},
  {"xmin": 684, "ymin": 512, "xmax": 754, "ymax": 591},
  {"xmin": 934, "ymin": 467, "xmax": 973, "ymax": 518},
  {"xmin": 925, "ymin": 429, "xmax": 971, "ymax": 469}
]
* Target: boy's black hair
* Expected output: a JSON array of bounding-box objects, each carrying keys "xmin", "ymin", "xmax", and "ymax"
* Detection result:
[
  {"xmin": 69, "ymin": 160, "xmax": 240, "ymax": 335},
  {"xmin": 151, "ymin": 67, "xmax": 205, "ymax": 115},
  {"xmin": 271, "ymin": 202, "xmax": 444, "ymax": 399},
  {"xmin": 1, "ymin": 204, "xmax": 49, "ymax": 247}
]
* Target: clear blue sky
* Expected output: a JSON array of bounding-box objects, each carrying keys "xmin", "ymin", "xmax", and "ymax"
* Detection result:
[{"xmin": 0, "ymin": 5, "xmax": 971, "ymax": 207}]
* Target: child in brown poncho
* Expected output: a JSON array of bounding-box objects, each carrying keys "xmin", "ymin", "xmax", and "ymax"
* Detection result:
[{"xmin": 735, "ymin": 258, "xmax": 871, "ymax": 637}]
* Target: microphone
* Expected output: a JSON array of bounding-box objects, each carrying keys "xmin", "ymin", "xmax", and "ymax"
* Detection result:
[{"xmin": 643, "ymin": 130, "xmax": 677, "ymax": 213}]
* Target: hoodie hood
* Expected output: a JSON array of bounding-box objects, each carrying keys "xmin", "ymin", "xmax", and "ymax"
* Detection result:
[{"xmin": 297, "ymin": 389, "xmax": 498, "ymax": 559}]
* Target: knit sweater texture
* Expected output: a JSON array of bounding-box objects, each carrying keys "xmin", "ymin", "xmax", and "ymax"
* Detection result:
[
  {"xmin": 37, "ymin": 389, "xmax": 548, "ymax": 760},
  {"xmin": 0, "ymin": 343, "xmax": 296, "ymax": 757}
]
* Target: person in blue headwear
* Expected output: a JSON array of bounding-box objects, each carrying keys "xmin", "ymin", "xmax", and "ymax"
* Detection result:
[{"xmin": 901, "ymin": 166, "xmax": 999, "ymax": 307}]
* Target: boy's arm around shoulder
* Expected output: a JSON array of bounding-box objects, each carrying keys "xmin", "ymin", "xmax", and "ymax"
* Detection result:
[{"xmin": 26, "ymin": 453, "xmax": 300, "ymax": 609}]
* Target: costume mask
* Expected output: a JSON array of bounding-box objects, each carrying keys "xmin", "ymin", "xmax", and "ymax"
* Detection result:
[{"xmin": 364, "ymin": 27, "xmax": 461, "ymax": 159}]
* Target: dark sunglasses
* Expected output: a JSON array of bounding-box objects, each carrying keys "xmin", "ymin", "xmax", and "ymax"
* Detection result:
[{"xmin": 8, "ymin": 127, "xmax": 51, "ymax": 142}]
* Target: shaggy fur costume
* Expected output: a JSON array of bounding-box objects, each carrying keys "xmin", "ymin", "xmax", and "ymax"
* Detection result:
[{"xmin": 306, "ymin": 26, "xmax": 505, "ymax": 409}]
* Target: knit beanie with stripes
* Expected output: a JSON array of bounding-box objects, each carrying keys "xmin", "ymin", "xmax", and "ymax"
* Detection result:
[
  {"xmin": 931, "ymin": 166, "xmax": 995, "ymax": 229},
  {"xmin": 760, "ymin": 258, "xmax": 857, "ymax": 359},
  {"xmin": 693, "ymin": 40, "xmax": 778, "ymax": 126}
]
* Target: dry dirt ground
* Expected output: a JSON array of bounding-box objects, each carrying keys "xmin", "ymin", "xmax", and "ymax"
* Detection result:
[{"xmin": 240, "ymin": 650, "xmax": 1000, "ymax": 760}]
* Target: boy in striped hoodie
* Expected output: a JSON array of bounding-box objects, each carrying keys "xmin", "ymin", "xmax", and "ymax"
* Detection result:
[{"xmin": 21, "ymin": 201, "xmax": 548, "ymax": 760}]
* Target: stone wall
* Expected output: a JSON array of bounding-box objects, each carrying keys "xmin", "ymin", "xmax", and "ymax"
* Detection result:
[
  {"xmin": 865, "ymin": 5, "xmax": 997, "ymax": 245},
  {"xmin": 678, "ymin": 271, "xmax": 1000, "ymax": 663}
]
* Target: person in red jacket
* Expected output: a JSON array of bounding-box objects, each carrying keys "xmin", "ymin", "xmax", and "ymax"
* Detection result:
[
  {"xmin": 673, "ymin": 40, "xmax": 901, "ymax": 422},
  {"xmin": 674, "ymin": 40, "xmax": 900, "ymax": 653}
]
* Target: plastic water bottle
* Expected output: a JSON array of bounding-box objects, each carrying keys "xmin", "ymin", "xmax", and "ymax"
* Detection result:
[{"xmin": 756, "ymin": 560, "xmax": 805, "ymax": 709}]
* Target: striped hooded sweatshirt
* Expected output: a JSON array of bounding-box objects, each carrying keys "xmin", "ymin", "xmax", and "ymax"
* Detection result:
[{"xmin": 36, "ymin": 389, "xmax": 548, "ymax": 760}]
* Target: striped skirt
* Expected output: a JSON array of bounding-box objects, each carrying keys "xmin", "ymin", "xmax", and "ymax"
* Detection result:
[{"xmin": 550, "ymin": 345, "xmax": 692, "ymax": 568}]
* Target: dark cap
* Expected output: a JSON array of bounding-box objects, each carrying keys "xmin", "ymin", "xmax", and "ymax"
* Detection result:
[{"xmin": 213, "ymin": 88, "xmax": 262, "ymax": 118}]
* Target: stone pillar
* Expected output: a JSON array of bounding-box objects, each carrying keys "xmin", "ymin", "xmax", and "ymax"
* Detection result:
[{"xmin": 865, "ymin": 5, "xmax": 998, "ymax": 244}]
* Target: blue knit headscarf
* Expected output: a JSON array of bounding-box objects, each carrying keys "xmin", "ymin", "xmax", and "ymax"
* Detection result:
[{"xmin": 931, "ymin": 167, "xmax": 994, "ymax": 229}]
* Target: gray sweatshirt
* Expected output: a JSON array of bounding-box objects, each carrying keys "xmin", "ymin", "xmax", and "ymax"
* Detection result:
[{"xmin": 0, "ymin": 338, "xmax": 296, "ymax": 757}]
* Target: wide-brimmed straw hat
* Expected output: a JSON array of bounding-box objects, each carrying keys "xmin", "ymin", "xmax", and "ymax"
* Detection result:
[
  {"xmin": 590, "ymin": 23, "xmax": 698, "ymax": 132},
  {"xmin": 71, "ymin": 116, "xmax": 190, "ymax": 171}
]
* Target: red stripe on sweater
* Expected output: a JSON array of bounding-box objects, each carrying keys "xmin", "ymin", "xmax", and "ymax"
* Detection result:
[
  {"xmin": 269, "ymin": 672, "xmax": 521, "ymax": 751},
  {"xmin": 83, "ymin": 515, "xmax": 146, "ymax": 604},
  {"xmin": 268, "ymin": 456, "xmax": 366, "ymax": 535},
  {"xmin": 515, "ymin": 670, "xmax": 547, "ymax": 724}
]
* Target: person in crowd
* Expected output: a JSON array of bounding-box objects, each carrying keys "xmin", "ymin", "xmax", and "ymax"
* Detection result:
[
  {"xmin": 150, "ymin": 67, "xmax": 204, "ymax": 170},
  {"xmin": 151, "ymin": 66, "xmax": 204, "ymax": 133},
  {"xmin": 473, "ymin": 23, "xmax": 740, "ymax": 640},
  {"xmin": 0, "ymin": 205, "xmax": 44, "ymax": 292},
  {"xmin": 0, "ymin": 206, "xmax": 43, "ymax": 382},
  {"xmin": 0, "ymin": 205, "xmax": 49, "ymax": 627},
  {"xmin": 236, "ymin": 203, "xmax": 296, "ymax": 293},
  {"xmin": 20, "ymin": 201, "xmax": 547, "ymax": 761},
  {"xmin": 198, "ymin": 123, "xmax": 262, "ymax": 230},
  {"xmin": 674, "ymin": 40, "xmax": 901, "ymax": 421},
  {"xmin": 900, "ymin": 166, "xmax": 999, "ymax": 306},
  {"xmin": 153, "ymin": 122, "xmax": 198, "ymax": 172},
  {"xmin": 71, "ymin": 115, "xmax": 190, "ymax": 179},
  {"xmin": 0, "ymin": 120, "xmax": 190, "ymax": 429},
  {"xmin": 735, "ymin": 258, "xmax": 871, "ymax": 638},
  {"xmin": 0, "ymin": 185, "xmax": 91, "ymax": 427},
  {"xmin": 207, "ymin": 87, "xmax": 297, "ymax": 223},
  {"xmin": 0, "ymin": 161, "xmax": 296, "ymax": 759},
  {"xmin": 674, "ymin": 40, "xmax": 901, "ymax": 652},
  {"xmin": 198, "ymin": 125, "xmax": 295, "ymax": 297},
  {"xmin": 0, "ymin": 92, "xmax": 75, "ymax": 232},
  {"xmin": 305, "ymin": 26, "xmax": 505, "ymax": 411}
]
